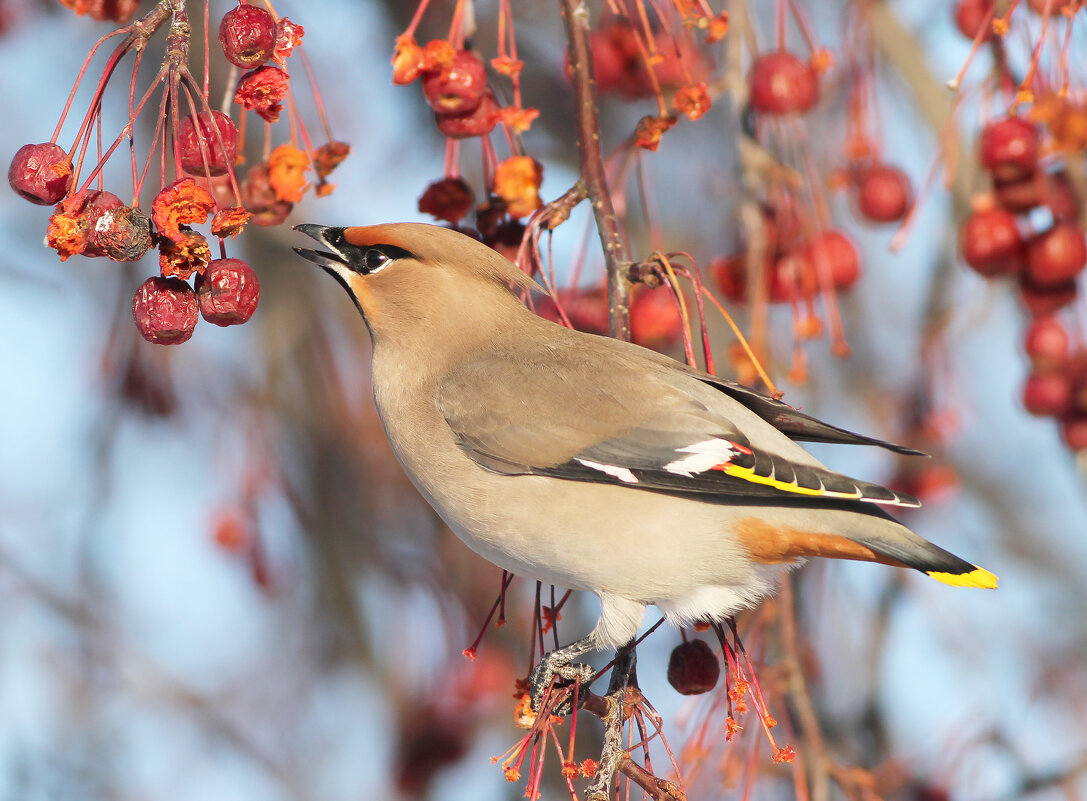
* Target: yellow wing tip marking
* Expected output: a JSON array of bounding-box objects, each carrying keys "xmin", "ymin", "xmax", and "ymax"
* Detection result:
[
  {"xmin": 721, "ymin": 464, "xmax": 861, "ymax": 500},
  {"xmin": 927, "ymin": 566, "xmax": 998, "ymax": 589}
]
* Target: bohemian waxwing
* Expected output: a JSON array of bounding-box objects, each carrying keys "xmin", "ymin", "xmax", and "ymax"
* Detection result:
[{"xmin": 294, "ymin": 222, "xmax": 996, "ymax": 702}]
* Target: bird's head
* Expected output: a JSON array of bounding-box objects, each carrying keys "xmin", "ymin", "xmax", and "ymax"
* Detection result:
[{"xmin": 294, "ymin": 222, "xmax": 542, "ymax": 343}]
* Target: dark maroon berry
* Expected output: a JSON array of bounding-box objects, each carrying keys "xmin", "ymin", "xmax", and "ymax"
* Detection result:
[
  {"xmin": 195, "ymin": 258, "xmax": 260, "ymax": 326},
  {"xmin": 177, "ymin": 111, "xmax": 239, "ymax": 177},
  {"xmin": 132, "ymin": 277, "xmax": 198, "ymax": 345},
  {"xmin": 93, "ymin": 205, "xmax": 153, "ymax": 262},
  {"xmin": 219, "ymin": 4, "xmax": 277, "ymax": 69},
  {"xmin": 667, "ymin": 639, "xmax": 720, "ymax": 695},
  {"xmin": 9, "ymin": 142, "xmax": 73, "ymax": 205}
]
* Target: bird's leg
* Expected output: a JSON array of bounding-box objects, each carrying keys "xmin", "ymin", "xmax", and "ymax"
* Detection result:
[
  {"xmin": 586, "ymin": 639, "xmax": 638, "ymax": 801},
  {"xmin": 529, "ymin": 634, "xmax": 597, "ymax": 713}
]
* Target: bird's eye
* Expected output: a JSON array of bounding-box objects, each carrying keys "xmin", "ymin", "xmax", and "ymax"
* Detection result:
[{"xmin": 364, "ymin": 248, "xmax": 389, "ymax": 273}]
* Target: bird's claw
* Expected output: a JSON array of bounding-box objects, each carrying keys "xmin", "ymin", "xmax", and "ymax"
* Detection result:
[{"xmin": 529, "ymin": 652, "xmax": 595, "ymax": 714}]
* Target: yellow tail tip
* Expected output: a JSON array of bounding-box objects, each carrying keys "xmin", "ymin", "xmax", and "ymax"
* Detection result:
[{"xmin": 927, "ymin": 566, "xmax": 998, "ymax": 589}]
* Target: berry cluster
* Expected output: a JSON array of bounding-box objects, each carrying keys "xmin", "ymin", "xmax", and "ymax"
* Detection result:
[
  {"xmin": 9, "ymin": 1, "xmax": 349, "ymax": 346},
  {"xmin": 948, "ymin": 4, "xmax": 1087, "ymax": 450}
]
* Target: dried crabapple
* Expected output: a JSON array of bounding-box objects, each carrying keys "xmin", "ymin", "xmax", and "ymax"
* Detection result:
[
  {"xmin": 631, "ymin": 286, "xmax": 684, "ymax": 350},
  {"xmin": 132, "ymin": 276, "xmax": 198, "ymax": 345},
  {"xmin": 177, "ymin": 111, "xmax": 239, "ymax": 177},
  {"xmin": 1025, "ymin": 223, "xmax": 1087, "ymax": 286},
  {"xmin": 1060, "ymin": 415, "xmax": 1087, "ymax": 451},
  {"xmin": 994, "ymin": 171, "xmax": 1080, "ymax": 219},
  {"xmin": 960, "ymin": 208, "xmax": 1025, "ymax": 276},
  {"xmin": 234, "ymin": 65, "xmax": 289, "ymax": 123},
  {"xmin": 422, "ymin": 49, "xmax": 487, "ymax": 114},
  {"xmin": 954, "ymin": 0, "xmax": 993, "ymax": 39},
  {"xmin": 195, "ymin": 258, "xmax": 260, "ymax": 326},
  {"xmin": 1019, "ymin": 274, "xmax": 1077, "ymax": 316},
  {"xmin": 803, "ymin": 230, "xmax": 861, "ymax": 290},
  {"xmin": 418, "ymin": 176, "xmax": 475, "ymax": 223},
  {"xmin": 241, "ymin": 163, "xmax": 292, "ymax": 226},
  {"xmin": 9, "ymin": 142, "xmax": 72, "ymax": 205},
  {"xmin": 58, "ymin": 0, "xmax": 139, "ymax": 23},
  {"xmin": 749, "ymin": 51, "xmax": 818, "ymax": 115},
  {"xmin": 1022, "ymin": 372, "xmax": 1073, "ymax": 417},
  {"xmin": 93, "ymin": 205, "xmax": 152, "ymax": 261},
  {"xmin": 435, "ymin": 91, "xmax": 499, "ymax": 139},
  {"xmin": 219, "ymin": 3, "xmax": 277, "ymax": 69},
  {"xmin": 667, "ymin": 640, "xmax": 720, "ymax": 695},
  {"xmin": 46, "ymin": 189, "xmax": 122, "ymax": 260},
  {"xmin": 158, "ymin": 226, "xmax": 212, "ymax": 280}
]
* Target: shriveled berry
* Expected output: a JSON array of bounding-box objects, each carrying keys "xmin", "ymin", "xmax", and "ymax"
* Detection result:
[
  {"xmin": 58, "ymin": 0, "xmax": 139, "ymax": 23},
  {"xmin": 418, "ymin": 176, "xmax": 475, "ymax": 224},
  {"xmin": 132, "ymin": 276, "xmax": 198, "ymax": 345},
  {"xmin": 484, "ymin": 219, "xmax": 526, "ymax": 264},
  {"xmin": 177, "ymin": 111, "xmax": 238, "ymax": 177},
  {"xmin": 1025, "ymin": 223, "xmax": 1087, "ymax": 286},
  {"xmin": 435, "ymin": 91, "xmax": 499, "ymax": 139},
  {"xmin": 241, "ymin": 163, "xmax": 292, "ymax": 226},
  {"xmin": 422, "ymin": 50, "xmax": 487, "ymax": 114},
  {"xmin": 234, "ymin": 65, "xmax": 289, "ymax": 123},
  {"xmin": 992, "ymin": 171, "xmax": 1080, "ymax": 218},
  {"xmin": 960, "ymin": 208, "xmax": 1025, "ymax": 276},
  {"xmin": 980, "ymin": 117, "xmax": 1040, "ymax": 182},
  {"xmin": 79, "ymin": 190, "xmax": 124, "ymax": 257},
  {"xmin": 93, "ymin": 205, "xmax": 152, "ymax": 261},
  {"xmin": 854, "ymin": 164, "xmax": 911, "ymax": 223},
  {"xmin": 195, "ymin": 258, "xmax": 260, "ymax": 326},
  {"xmin": 749, "ymin": 51, "xmax": 818, "ymax": 115},
  {"xmin": 1022, "ymin": 371, "xmax": 1073, "ymax": 417},
  {"xmin": 219, "ymin": 3, "xmax": 277, "ymax": 69},
  {"xmin": 804, "ymin": 230, "xmax": 861, "ymax": 290},
  {"xmin": 9, "ymin": 142, "xmax": 72, "ymax": 205},
  {"xmin": 1025, "ymin": 316, "xmax": 1070, "ymax": 370},
  {"xmin": 1060, "ymin": 415, "xmax": 1087, "ymax": 451},
  {"xmin": 667, "ymin": 639, "xmax": 720, "ymax": 695}
]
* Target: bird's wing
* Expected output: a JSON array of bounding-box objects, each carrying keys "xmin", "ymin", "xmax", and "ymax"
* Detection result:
[{"xmin": 437, "ymin": 343, "xmax": 919, "ymax": 508}]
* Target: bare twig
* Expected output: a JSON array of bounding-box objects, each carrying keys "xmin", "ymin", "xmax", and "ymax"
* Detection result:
[{"xmin": 559, "ymin": 0, "xmax": 631, "ymax": 340}]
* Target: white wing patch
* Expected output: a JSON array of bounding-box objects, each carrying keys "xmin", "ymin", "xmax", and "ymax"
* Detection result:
[
  {"xmin": 664, "ymin": 438, "xmax": 742, "ymax": 477},
  {"xmin": 577, "ymin": 458, "xmax": 639, "ymax": 484}
]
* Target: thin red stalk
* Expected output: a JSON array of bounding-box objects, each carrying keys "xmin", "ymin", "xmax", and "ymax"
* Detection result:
[
  {"xmin": 298, "ymin": 49, "xmax": 335, "ymax": 142},
  {"xmin": 85, "ymin": 73, "xmax": 168, "ymax": 197},
  {"xmin": 51, "ymin": 27, "xmax": 134, "ymax": 144},
  {"xmin": 179, "ymin": 72, "xmax": 244, "ymax": 205},
  {"xmin": 202, "ymin": 0, "xmax": 210, "ymax": 98},
  {"xmin": 126, "ymin": 44, "xmax": 147, "ymax": 203},
  {"xmin": 776, "ymin": 0, "xmax": 786, "ymax": 49}
]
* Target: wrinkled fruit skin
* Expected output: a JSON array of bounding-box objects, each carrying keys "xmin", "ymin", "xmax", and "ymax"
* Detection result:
[
  {"xmin": 177, "ymin": 111, "xmax": 239, "ymax": 177},
  {"xmin": 422, "ymin": 50, "xmax": 487, "ymax": 114},
  {"xmin": 241, "ymin": 163, "xmax": 292, "ymax": 226},
  {"xmin": 219, "ymin": 4, "xmax": 277, "ymax": 68},
  {"xmin": 132, "ymin": 276, "xmax": 198, "ymax": 345},
  {"xmin": 195, "ymin": 258, "xmax": 260, "ymax": 326},
  {"xmin": 749, "ymin": 51, "xmax": 818, "ymax": 115},
  {"xmin": 9, "ymin": 142, "xmax": 72, "ymax": 205},
  {"xmin": 667, "ymin": 639, "xmax": 720, "ymax": 695},
  {"xmin": 94, "ymin": 205, "xmax": 153, "ymax": 261},
  {"xmin": 78, "ymin": 190, "xmax": 125, "ymax": 257},
  {"xmin": 960, "ymin": 208, "xmax": 1024, "ymax": 276}
]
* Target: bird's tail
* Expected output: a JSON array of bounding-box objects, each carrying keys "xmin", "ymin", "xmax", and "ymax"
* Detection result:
[{"xmin": 851, "ymin": 529, "xmax": 998, "ymax": 589}]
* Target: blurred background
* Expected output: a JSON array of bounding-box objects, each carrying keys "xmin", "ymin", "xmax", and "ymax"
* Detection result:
[{"xmin": 1, "ymin": 1, "xmax": 1086, "ymax": 799}]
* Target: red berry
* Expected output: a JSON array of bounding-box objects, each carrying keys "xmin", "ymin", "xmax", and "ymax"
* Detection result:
[
  {"xmin": 711, "ymin": 253, "xmax": 798, "ymax": 304},
  {"xmin": 1019, "ymin": 274, "xmax": 1077, "ymax": 316},
  {"xmin": 992, "ymin": 171, "xmax": 1081, "ymax": 219},
  {"xmin": 82, "ymin": 0, "xmax": 140, "ymax": 23},
  {"xmin": 1023, "ymin": 371, "xmax": 1073, "ymax": 417},
  {"xmin": 1026, "ymin": 223, "xmax": 1087, "ymax": 286},
  {"xmin": 854, "ymin": 163, "xmax": 911, "ymax": 223},
  {"xmin": 435, "ymin": 91, "xmax": 499, "ymax": 139},
  {"xmin": 960, "ymin": 208, "xmax": 1025, "ymax": 276},
  {"xmin": 954, "ymin": 0, "xmax": 993, "ymax": 39},
  {"xmin": 804, "ymin": 231, "xmax": 861, "ymax": 290},
  {"xmin": 132, "ymin": 276, "xmax": 198, "ymax": 345},
  {"xmin": 1024, "ymin": 316, "xmax": 1070, "ymax": 370},
  {"xmin": 241, "ymin": 163, "xmax": 292, "ymax": 226},
  {"xmin": 631, "ymin": 286, "xmax": 684, "ymax": 350},
  {"xmin": 418, "ymin": 176, "xmax": 475, "ymax": 223},
  {"xmin": 484, "ymin": 219, "xmax": 526, "ymax": 264},
  {"xmin": 92, "ymin": 205, "xmax": 153, "ymax": 262},
  {"xmin": 536, "ymin": 288, "xmax": 610, "ymax": 335},
  {"xmin": 667, "ymin": 640, "xmax": 720, "ymax": 695},
  {"xmin": 422, "ymin": 50, "xmax": 487, "ymax": 114},
  {"xmin": 1026, "ymin": 0, "xmax": 1077, "ymax": 14},
  {"xmin": 1060, "ymin": 415, "xmax": 1087, "ymax": 451},
  {"xmin": 219, "ymin": 3, "xmax": 277, "ymax": 69},
  {"xmin": 9, "ymin": 142, "xmax": 73, "ymax": 205},
  {"xmin": 980, "ymin": 117, "xmax": 1040, "ymax": 182},
  {"xmin": 749, "ymin": 51, "xmax": 818, "ymax": 115},
  {"xmin": 195, "ymin": 258, "xmax": 260, "ymax": 326},
  {"xmin": 177, "ymin": 111, "xmax": 238, "ymax": 177}
]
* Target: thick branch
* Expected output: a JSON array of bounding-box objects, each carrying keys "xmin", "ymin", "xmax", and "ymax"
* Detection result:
[{"xmin": 559, "ymin": 0, "xmax": 631, "ymax": 341}]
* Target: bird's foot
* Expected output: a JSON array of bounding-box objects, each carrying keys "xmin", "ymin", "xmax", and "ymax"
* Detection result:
[{"xmin": 529, "ymin": 641, "xmax": 596, "ymax": 715}]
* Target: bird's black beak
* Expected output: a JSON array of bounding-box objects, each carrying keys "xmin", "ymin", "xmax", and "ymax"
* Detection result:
[{"xmin": 293, "ymin": 224, "xmax": 352, "ymax": 273}]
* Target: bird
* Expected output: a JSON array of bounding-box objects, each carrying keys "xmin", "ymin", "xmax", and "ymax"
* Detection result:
[{"xmin": 293, "ymin": 221, "xmax": 997, "ymax": 704}]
